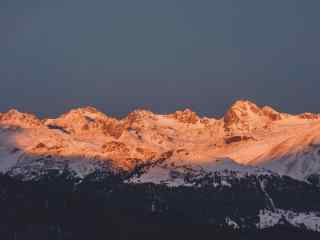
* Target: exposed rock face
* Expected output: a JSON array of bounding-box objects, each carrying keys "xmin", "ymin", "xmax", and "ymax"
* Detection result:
[
  {"xmin": 223, "ymin": 100, "xmax": 265, "ymax": 135},
  {"xmin": 169, "ymin": 109, "xmax": 199, "ymax": 124},
  {"xmin": 225, "ymin": 135, "xmax": 254, "ymax": 144},
  {"xmin": 0, "ymin": 109, "xmax": 42, "ymax": 128},
  {"xmin": 262, "ymin": 106, "xmax": 284, "ymax": 121},
  {"xmin": 102, "ymin": 141, "xmax": 130, "ymax": 154},
  {"xmin": 135, "ymin": 147, "xmax": 157, "ymax": 160},
  {"xmin": 222, "ymin": 100, "xmax": 289, "ymax": 138},
  {"xmin": 102, "ymin": 121, "xmax": 125, "ymax": 139},
  {"xmin": 44, "ymin": 107, "xmax": 124, "ymax": 138},
  {"xmin": 299, "ymin": 112, "xmax": 320, "ymax": 120}
]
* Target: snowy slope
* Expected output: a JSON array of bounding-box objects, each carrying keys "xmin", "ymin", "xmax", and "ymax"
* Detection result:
[
  {"xmin": 257, "ymin": 209, "xmax": 320, "ymax": 232},
  {"xmin": 129, "ymin": 158, "xmax": 275, "ymax": 187}
]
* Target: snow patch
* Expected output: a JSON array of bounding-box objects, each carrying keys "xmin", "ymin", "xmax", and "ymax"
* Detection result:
[{"xmin": 258, "ymin": 209, "xmax": 320, "ymax": 232}]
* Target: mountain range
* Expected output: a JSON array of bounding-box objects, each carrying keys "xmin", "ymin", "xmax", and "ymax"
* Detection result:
[{"xmin": 1, "ymin": 100, "xmax": 320, "ymax": 235}]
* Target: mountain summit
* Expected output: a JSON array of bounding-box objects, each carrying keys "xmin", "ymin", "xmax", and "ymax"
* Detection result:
[{"xmin": 223, "ymin": 100, "xmax": 287, "ymax": 136}]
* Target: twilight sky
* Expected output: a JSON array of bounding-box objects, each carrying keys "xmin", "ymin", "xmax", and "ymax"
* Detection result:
[{"xmin": 1, "ymin": 1, "xmax": 320, "ymax": 118}]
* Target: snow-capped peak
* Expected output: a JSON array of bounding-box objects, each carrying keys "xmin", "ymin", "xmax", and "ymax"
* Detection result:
[
  {"xmin": 44, "ymin": 106, "xmax": 123, "ymax": 138},
  {"xmin": 223, "ymin": 100, "xmax": 289, "ymax": 138},
  {"xmin": 55, "ymin": 106, "xmax": 110, "ymax": 121}
]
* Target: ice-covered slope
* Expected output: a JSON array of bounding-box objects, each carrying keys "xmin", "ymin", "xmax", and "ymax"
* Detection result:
[{"xmin": 0, "ymin": 100, "xmax": 320, "ymax": 181}]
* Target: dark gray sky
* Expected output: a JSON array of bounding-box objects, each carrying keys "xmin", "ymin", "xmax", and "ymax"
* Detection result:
[{"xmin": 1, "ymin": 1, "xmax": 320, "ymax": 118}]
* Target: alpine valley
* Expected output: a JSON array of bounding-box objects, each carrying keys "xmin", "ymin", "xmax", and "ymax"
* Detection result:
[{"xmin": 1, "ymin": 100, "xmax": 320, "ymax": 238}]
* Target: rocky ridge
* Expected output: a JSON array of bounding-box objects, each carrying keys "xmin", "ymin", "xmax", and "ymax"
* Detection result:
[{"xmin": 0, "ymin": 100, "xmax": 320, "ymax": 181}]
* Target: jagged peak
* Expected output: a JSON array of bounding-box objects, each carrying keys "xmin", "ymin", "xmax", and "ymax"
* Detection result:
[
  {"xmin": 0, "ymin": 109, "xmax": 42, "ymax": 127},
  {"xmin": 58, "ymin": 106, "xmax": 109, "ymax": 120},
  {"xmin": 169, "ymin": 108, "xmax": 200, "ymax": 124},
  {"xmin": 76, "ymin": 106, "xmax": 101, "ymax": 114},
  {"xmin": 223, "ymin": 100, "xmax": 290, "ymax": 123},
  {"xmin": 3, "ymin": 109, "xmax": 24, "ymax": 116},
  {"xmin": 227, "ymin": 100, "xmax": 261, "ymax": 114},
  {"xmin": 224, "ymin": 100, "xmax": 262, "ymax": 124},
  {"xmin": 42, "ymin": 107, "xmax": 125, "ymax": 138},
  {"xmin": 222, "ymin": 100, "xmax": 282, "ymax": 138},
  {"xmin": 125, "ymin": 109, "xmax": 156, "ymax": 123}
]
